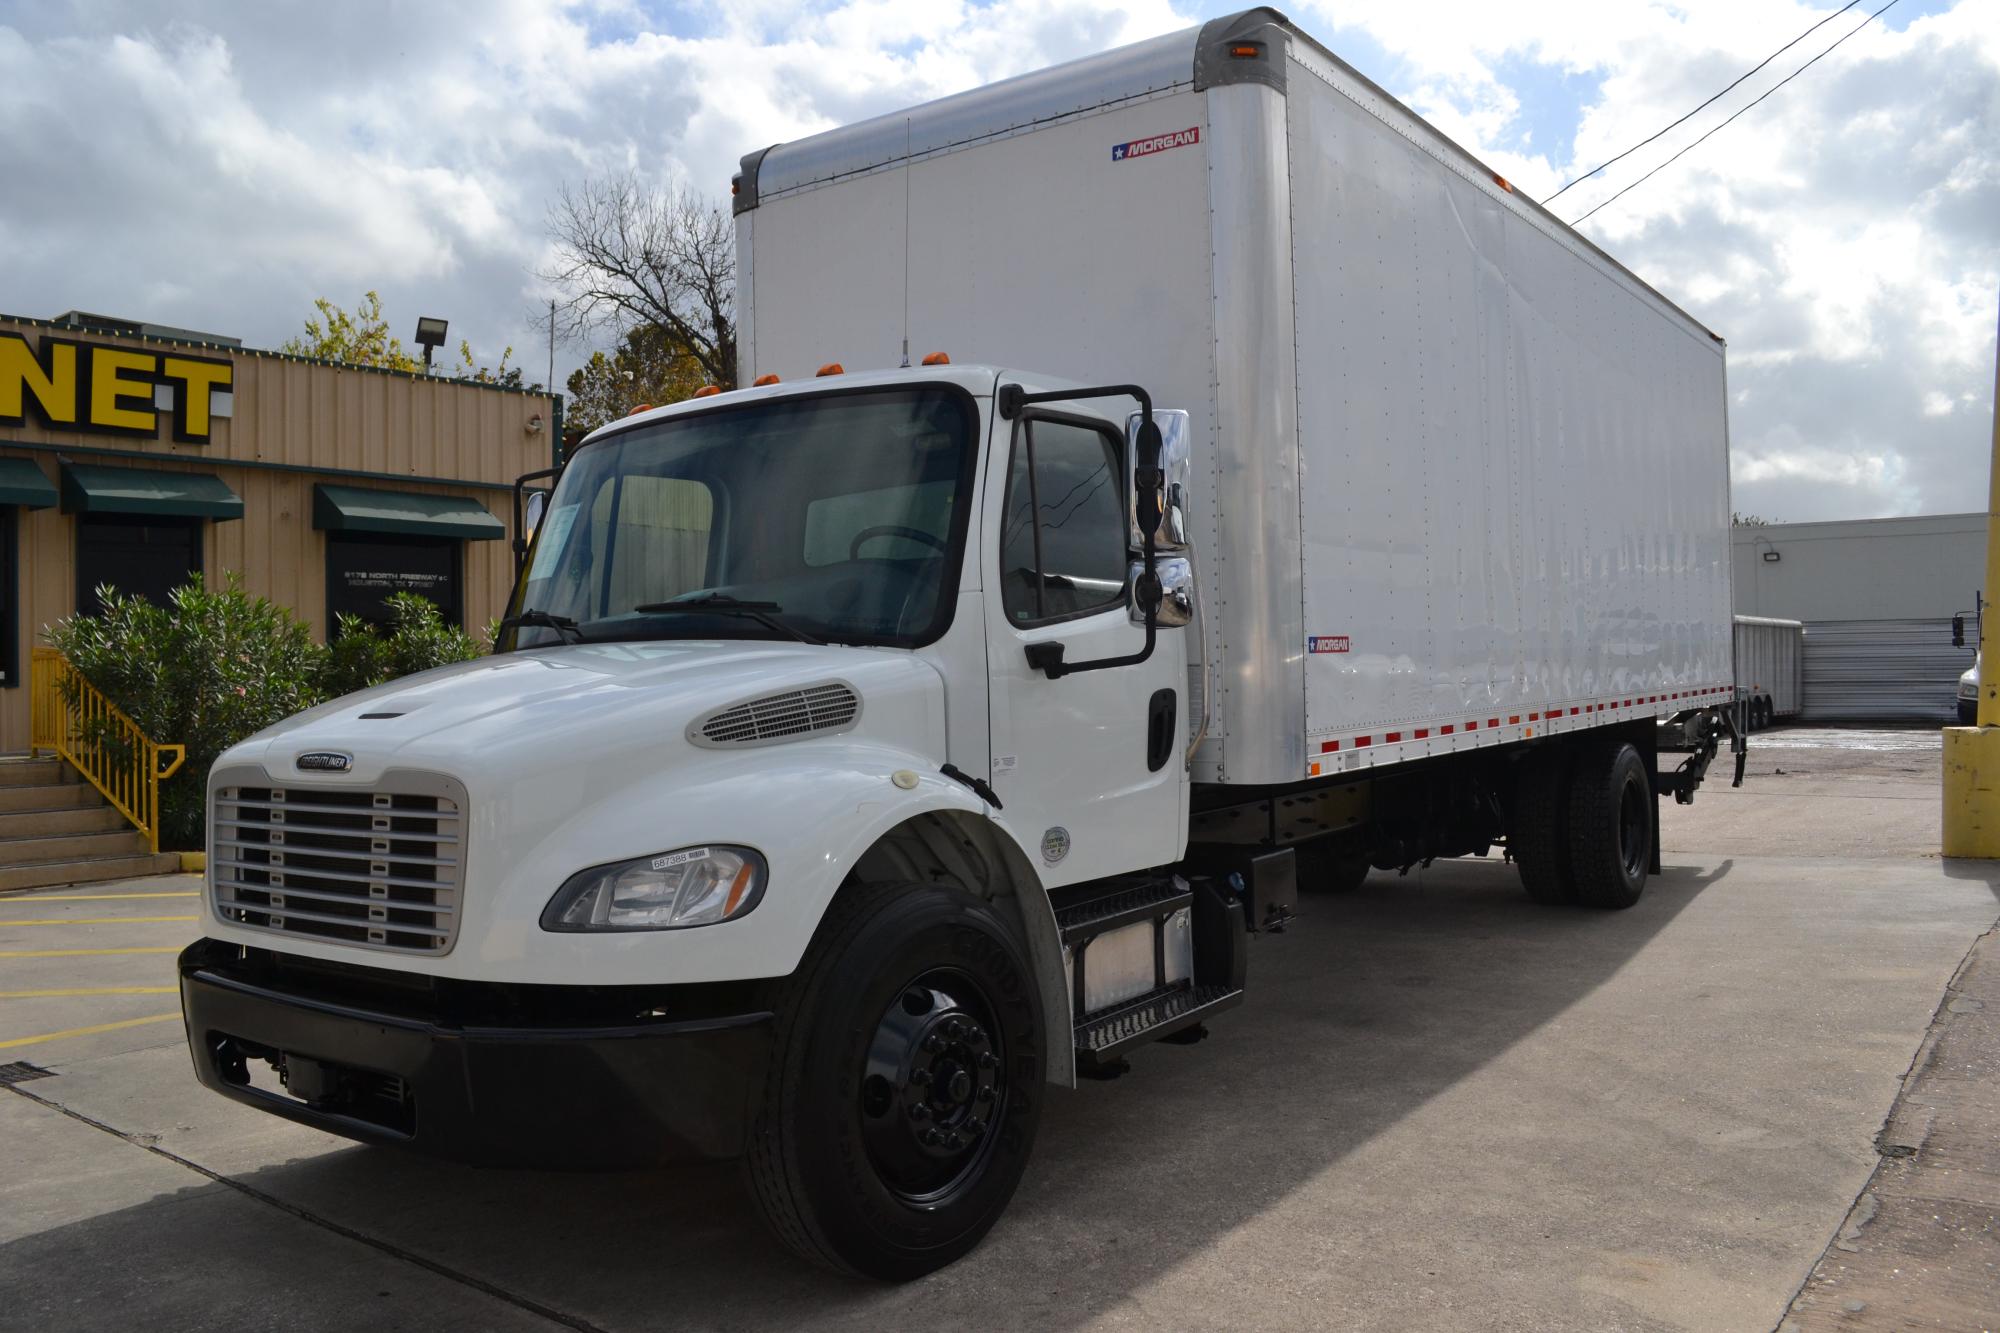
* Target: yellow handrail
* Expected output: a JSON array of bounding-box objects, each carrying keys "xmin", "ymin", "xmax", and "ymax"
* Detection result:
[{"xmin": 30, "ymin": 648, "xmax": 185, "ymax": 855}]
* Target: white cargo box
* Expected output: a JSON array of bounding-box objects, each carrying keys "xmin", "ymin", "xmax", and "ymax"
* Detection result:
[
  {"xmin": 735, "ymin": 7, "xmax": 1735, "ymax": 786},
  {"xmin": 1735, "ymin": 616, "xmax": 1806, "ymax": 719}
]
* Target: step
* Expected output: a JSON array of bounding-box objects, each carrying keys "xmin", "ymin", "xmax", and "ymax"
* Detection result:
[
  {"xmin": 1055, "ymin": 875, "xmax": 1192, "ymax": 944},
  {"xmin": 0, "ymin": 805, "xmax": 128, "ymax": 839},
  {"xmin": 0, "ymin": 828, "xmax": 154, "ymax": 865},
  {"xmin": 0, "ymin": 781, "xmax": 99, "ymax": 814},
  {"xmin": 0, "ymin": 851, "xmax": 184, "ymax": 893},
  {"xmin": 0, "ymin": 758, "xmax": 69, "ymax": 788},
  {"xmin": 1075, "ymin": 983, "xmax": 1245, "ymax": 1062}
]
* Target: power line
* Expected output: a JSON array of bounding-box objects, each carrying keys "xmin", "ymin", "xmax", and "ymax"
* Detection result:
[
  {"xmin": 1568, "ymin": 0, "xmax": 1902, "ymax": 227},
  {"xmin": 1545, "ymin": 0, "xmax": 1860, "ymax": 205}
]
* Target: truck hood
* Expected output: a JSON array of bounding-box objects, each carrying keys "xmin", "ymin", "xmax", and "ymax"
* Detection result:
[{"xmin": 223, "ymin": 640, "xmax": 949, "ymax": 780}]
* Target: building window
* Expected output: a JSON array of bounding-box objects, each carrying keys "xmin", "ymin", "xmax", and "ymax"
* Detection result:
[
  {"xmin": 75, "ymin": 514, "xmax": 203, "ymax": 618},
  {"xmin": 325, "ymin": 531, "xmax": 463, "ymax": 632}
]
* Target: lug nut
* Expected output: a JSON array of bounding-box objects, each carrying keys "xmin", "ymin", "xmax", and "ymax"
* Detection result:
[
  {"xmin": 909, "ymin": 1068, "xmax": 931, "ymax": 1086},
  {"xmin": 965, "ymin": 1026, "xmax": 986, "ymax": 1045},
  {"xmin": 977, "ymin": 1050, "xmax": 998, "ymax": 1069},
  {"xmin": 923, "ymin": 1128, "xmax": 944, "ymax": 1147},
  {"xmin": 964, "ymin": 1117, "xmax": 985, "ymax": 1135},
  {"xmin": 946, "ymin": 1134, "xmax": 963, "ymax": 1151},
  {"xmin": 977, "ymin": 1085, "xmax": 996, "ymax": 1103},
  {"xmin": 922, "ymin": 1034, "xmax": 945, "ymax": 1054},
  {"xmin": 909, "ymin": 1102, "xmax": 931, "ymax": 1121},
  {"xmin": 943, "ymin": 1018, "xmax": 964, "ymax": 1040}
]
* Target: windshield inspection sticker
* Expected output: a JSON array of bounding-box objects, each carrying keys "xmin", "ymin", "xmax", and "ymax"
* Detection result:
[
  {"xmin": 1112, "ymin": 127, "xmax": 1199, "ymax": 162},
  {"xmin": 1309, "ymin": 635, "xmax": 1351, "ymax": 654}
]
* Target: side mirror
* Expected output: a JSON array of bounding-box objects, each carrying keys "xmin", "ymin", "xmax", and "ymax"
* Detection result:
[
  {"xmin": 1130, "ymin": 556, "xmax": 1195, "ymax": 628},
  {"xmin": 523, "ymin": 489, "xmax": 549, "ymax": 540},
  {"xmin": 1953, "ymin": 614, "xmax": 1965, "ymax": 648},
  {"xmin": 1126, "ymin": 409, "xmax": 1192, "ymax": 551}
]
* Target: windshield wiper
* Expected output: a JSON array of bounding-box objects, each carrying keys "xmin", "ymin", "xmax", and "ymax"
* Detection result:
[
  {"xmin": 632, "ymin": 595, "xmax": 824, "ymax": 646},
  {"xmin": 499, "ymin": 608, "xmax": 585, "ymax": 644}
]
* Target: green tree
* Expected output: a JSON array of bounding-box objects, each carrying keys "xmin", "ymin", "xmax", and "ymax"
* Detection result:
[
  {"xmin": 564, "ymin": 323, "xmax": 709, "ymax": 435},
  {"xmin": 278, "ymin": 291, "xmax": 421, "ymax": 371},
  {"xmin": 321, "ymin": 592, "xmax": 486, "ymax": 699}
]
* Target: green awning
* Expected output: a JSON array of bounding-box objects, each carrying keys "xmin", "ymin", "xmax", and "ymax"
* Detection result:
[
  {"xmin": 60, "ymin": 463, "xmax": 243, "ymax": 520},
  {"xmin": 0, "ymin": 458, "xmax": 57, "ymax": 510},
  {"xmin": 312, "ymin": 484, "xmax": 503, "ymax": 541}
]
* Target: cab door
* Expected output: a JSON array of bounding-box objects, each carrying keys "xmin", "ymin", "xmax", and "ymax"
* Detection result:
[{"xmin": 982, "ymin": 399, "xmax": 1186, "ymax": 887}]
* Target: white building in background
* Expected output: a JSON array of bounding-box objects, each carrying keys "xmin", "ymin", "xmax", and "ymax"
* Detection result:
[{"xmin": 1732, "ymin": 513, "xmax": 1984, "ymax": 722}]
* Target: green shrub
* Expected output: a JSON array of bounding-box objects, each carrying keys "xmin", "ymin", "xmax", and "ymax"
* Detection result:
[
  {"xmin": 321, "ymin": 593, "xmax": 485, "ymax": 699},
  {"xmin": 46, "ymin": 574, "xmax": 327, "ymax": 852},
  {"xmin": 45, "ymin": 581, "xmax": 486, "ymax": 851}
]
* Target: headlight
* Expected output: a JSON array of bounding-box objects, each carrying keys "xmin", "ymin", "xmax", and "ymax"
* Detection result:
[
  {"xmin": 541, "ymin": 845, "xmax": 767, "ymax": 931},
  {"xmin": 1962, "ymin": 681, "xmax": 1981, "ymax": 700}
]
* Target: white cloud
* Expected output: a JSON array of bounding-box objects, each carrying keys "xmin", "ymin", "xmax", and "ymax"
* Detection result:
[{"xmin": 0, "ymin": 0, "xmax": 1991, "ymax": 520}]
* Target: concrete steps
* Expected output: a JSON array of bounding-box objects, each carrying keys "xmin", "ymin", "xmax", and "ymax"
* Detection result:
[{"xmin": 0, "ymin": 757, "xmax": 183, "ymax": 890}]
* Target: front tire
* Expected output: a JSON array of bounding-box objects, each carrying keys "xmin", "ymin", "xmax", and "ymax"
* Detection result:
[{"xmin": 745, "ymin": 881, "xmax": 1044, "ymax": 1281}]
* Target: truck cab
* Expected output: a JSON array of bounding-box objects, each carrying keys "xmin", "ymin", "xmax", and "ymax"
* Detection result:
[{"xmin": 181, "ymin": 364, "xmax": 1209, "ymax": 1280}]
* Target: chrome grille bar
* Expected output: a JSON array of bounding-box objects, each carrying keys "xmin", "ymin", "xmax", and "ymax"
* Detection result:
[{"xmin": 210, "ymin": 776, "xmax": 465, "ymax": 956}]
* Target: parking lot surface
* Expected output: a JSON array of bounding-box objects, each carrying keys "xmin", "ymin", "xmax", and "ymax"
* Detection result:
[{"xmin": 1, "ymin": 727, "xmax": 1995, "ymax": 1332}]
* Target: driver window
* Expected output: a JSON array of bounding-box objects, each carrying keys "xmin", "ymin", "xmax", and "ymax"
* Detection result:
[
  {"xmin": 999, "ymin": 417, "xmax": 1127, "ymax": 625},
  {"xmin": 803, "ymin": 480, "xmax": 955, "ymax": 565}
]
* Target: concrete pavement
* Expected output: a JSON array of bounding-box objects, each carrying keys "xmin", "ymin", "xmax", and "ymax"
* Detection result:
[{"xmin": 1, "ymin": 729, "xmax": 1995, "ymax": 1331}]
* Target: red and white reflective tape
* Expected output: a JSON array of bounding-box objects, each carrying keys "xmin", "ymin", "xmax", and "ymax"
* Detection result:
[{"xmin": 1311, "ymin": 686, "xmax": 1734, "ymax": 757}]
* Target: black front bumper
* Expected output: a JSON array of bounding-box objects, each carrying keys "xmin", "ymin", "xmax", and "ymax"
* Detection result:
[{"xmin": 179, "ymin": 939, "xmax": 773, "ymax": 1168}]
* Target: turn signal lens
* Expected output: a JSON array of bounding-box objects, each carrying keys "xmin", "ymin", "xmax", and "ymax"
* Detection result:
[
  {"xmin": 626, "ymin": 404, "xmax": 652, "ymax": 416},
  {"xmin": 753, "ymin": 373, "xmax": 781, "ymax": 386},
  {"xmin": 542, "ymin": 845, "xmax": 768, "ymax": 932},
  {"xmin": 921, "ymin": 352, "xmax": 951, "ymax": 365},
  {"xmin": 692, "ymin": 385, "xmax": 722, "ymax": 398},
  {"xmin": 815, "ymin": 362, "xmax": 844, "ymax": 377},
  {"xmin": 1229, "ymin": 43, "xmax": 1261, "ymax": 58}
]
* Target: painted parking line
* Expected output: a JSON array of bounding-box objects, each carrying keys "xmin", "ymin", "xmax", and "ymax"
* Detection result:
[
  {"xmin": 0, "ymin": 946, "xmax": 184, "ymax": 959},
  {"xmin": 0, "ymin": 1012, "xmax": 181, "ymax": 1050},
  {"xmin": 0, "ymin": 987, "xmax": 178, "ymax": 999},
  {"xmin": 0, "ymin": 891, "xmax": 199, "ymax": 902},
  {"xmin": 0, "ymin": 916, "xmax": 199, "ymax": 927}
]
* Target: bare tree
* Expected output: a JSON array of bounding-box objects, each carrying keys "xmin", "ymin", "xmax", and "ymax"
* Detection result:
[{"xmin": 542, "ymin": 174, "xmax": 736, "ymax": 387}]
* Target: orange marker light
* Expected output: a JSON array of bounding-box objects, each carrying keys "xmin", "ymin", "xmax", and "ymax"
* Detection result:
[
  {"xmin": 1229, "ymin": 43, "xmax": 1261, "ymax": 58},
  {"xmin": 723, "ymin": 860, "xmax": 757, "ymax": 916},
  {"xmin": 1494, "ymin": 174, "xmax": 1514, "ymax": 193},
  {"xmin": 815, "ymin": 362, "xmax": 844, "ymax": 377},
  {"xmin": 626, "ymin": 404, "xmax": 652, "ymax": 416},
  {"xmin": 753, "ymin": 373, "xmax": 781, "ymax": 386},
  {"xmin": 692, "ymin": 385, "xmax": 722, "ymax": 398},
  {"xmin": 921, "ymin": 352, "xmax": 951, "ymax": 366}
]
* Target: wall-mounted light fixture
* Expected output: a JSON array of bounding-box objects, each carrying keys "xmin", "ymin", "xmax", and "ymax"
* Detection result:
[
  {"xmin": 526, "ymin": 413, "xmax": 544, "ymax": 434},
  {"xmin": 413, "ymin": 316, "xmax": 449, "ymax": 372}
]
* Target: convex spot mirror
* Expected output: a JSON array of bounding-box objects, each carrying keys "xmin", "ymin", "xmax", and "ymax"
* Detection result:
[
  {"xmin": 523, "ymin": 489, "xmax": 550, "ymax": 539},
  {"xmin": 1952, "ymin": 614, "xmax": 1965, "ymax": 648},
  {"xmin": 1129, "ymin": 555, "xmax": 1195, "ymax": 628},
  {"xmin": 1126, "ymin": 409, "xmax": 1191, "ymax": 552}
]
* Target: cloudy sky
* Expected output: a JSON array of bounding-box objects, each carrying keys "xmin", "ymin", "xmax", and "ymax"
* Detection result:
[{"xmin": 1, "ymin": 0, "xmax": 1993, "ymax": 521}]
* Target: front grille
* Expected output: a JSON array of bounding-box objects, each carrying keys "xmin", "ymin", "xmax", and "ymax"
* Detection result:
[
  {"xmin": 212, "ymin": 780, "xmax": 463, "ymax": 955},
  {"xmin": 694, "ymin": 682, "xmax": 859, "ymax": 746}
]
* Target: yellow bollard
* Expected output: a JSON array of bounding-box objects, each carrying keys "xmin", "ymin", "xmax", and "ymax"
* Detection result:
[{"xmin": 1943, "ymin": 293, "xmax": 2000, "ymax": 859}]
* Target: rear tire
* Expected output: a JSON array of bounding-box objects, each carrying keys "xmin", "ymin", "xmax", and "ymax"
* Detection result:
[
  {"xmin": 1565, "ymin": 741, "xmax": 1652, "ymax": 910},
  {"xmin": 745, "ymin": 881, "xmax": 1044, "ymax": 1281},
  {"xmin": 1514, "ymin": 748, "xmax": 1577, "ymax": 905}
]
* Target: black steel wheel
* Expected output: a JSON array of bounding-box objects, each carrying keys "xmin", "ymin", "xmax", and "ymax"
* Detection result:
[
  {"xmin": 746, "ymin": 881, "xmax": 1043, "ymax": 1281},
  {"xmin": 1566, "ymin": 741, "xmax": 1652, "ymax": 909}
]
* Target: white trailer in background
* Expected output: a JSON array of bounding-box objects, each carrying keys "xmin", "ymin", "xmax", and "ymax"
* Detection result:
[
  {"xmin": 179, "ymin": 8, "xmax": 1742, "ymax": 1282},
  {"xmin": 1734, "ymin": 616, "xmax": 1805, "ymax": 728}
]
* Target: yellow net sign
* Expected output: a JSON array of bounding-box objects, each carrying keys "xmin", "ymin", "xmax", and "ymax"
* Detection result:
[{"xmin": 0, "ymin": 330, "xmax": 234, "ymax": 444}]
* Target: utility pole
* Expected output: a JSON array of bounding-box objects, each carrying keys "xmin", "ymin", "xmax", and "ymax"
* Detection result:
[
  {"xmin": 547, "ymin": 300, "xmax": 556, "ymax": 396},
  {"xmin": 1943, "ymin": 291, "xmax": 2000, "ymax": 857}
]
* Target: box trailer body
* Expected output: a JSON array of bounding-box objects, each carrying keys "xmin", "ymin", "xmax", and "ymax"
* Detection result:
[
  {"xmin": 1734, "ymin": 615, "xmax": 1804, "ymax": 725},
  {"xmin": 737, "ymin": 9, "xmax": 1735, "ymax": 789},
  {"xmin": 179, "ymin": 8, "xmax": 1743, "ymax": 1282}
]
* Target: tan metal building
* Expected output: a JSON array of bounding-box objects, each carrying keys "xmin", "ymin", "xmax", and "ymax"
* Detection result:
[{"xmin": 0, "ymin": 311, "xmax": 557, "ymax": 753}]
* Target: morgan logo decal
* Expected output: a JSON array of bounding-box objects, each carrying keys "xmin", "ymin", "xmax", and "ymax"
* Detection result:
[
  {"xmin": 1112, "ymin": 127, "xmax": 1199, "ymax": 162},
  {"xmin": 295, "ymin": 751, "xmax": 353, "ymax": 773},
  {"xmin": 1308, "ymin": 636, "xmax": 1351, "ymax": 654}
]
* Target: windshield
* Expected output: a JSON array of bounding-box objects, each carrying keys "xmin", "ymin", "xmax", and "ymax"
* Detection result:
[{"xmin": 508, "ymin": 386, "xmax": 977, "ymax": 649}]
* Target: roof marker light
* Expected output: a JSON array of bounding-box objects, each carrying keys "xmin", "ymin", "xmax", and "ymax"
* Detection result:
[
  {"xmin": 921, "ymin": 352, "xmax": 951, "ymax": 366},
  {"xmin": 692, "ymin": 385, "xmax": 722, "ymax": 398},
  {"xmin": 1229, "ymin": 43, "xmax": 1261, "ymax": 58},
  {"xmin": 815, "ymin": 363, "xmax": 844, "ymax": 377},
  {"xmin": 753, "ymin": 373, "xmax": 781, "ymax": 386},
  {"xmin": 627, "ymin": 404, "xmax": 653, "ymax": 416},
  {"xmin": 1494, "ymin": 174, "xmax": 1514, "ymax": 193}
]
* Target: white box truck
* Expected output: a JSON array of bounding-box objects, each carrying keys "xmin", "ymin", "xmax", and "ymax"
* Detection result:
[
  {"xmin": 180, "ymin": 8, "xmax": 1742, "ymax": 1281},
  {"xmin": 1734, "ymin": 615, "xmax": 1804, "ymax": 729}
]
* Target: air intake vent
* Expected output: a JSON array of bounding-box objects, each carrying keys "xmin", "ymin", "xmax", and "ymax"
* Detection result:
[{"xmin": 694, "ymin": 682, "xmax": 860, "ymax": 747}]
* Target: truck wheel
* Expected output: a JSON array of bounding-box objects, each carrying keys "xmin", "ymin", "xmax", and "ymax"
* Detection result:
[
  {"xmin": 1761, "ymin": 695, "xmax": 1776, "ymax": 729},
  {"xmin": 1565, "ymin": 741, "xmax": 1652, "ymax": 910},
  {"xmin": 1514, "ymin": 748, "xmax": 1577, "ymax": 905},
  {"xmin": 745, "ymin": 880, "xmax": 1044, "ymax": 1281}
]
